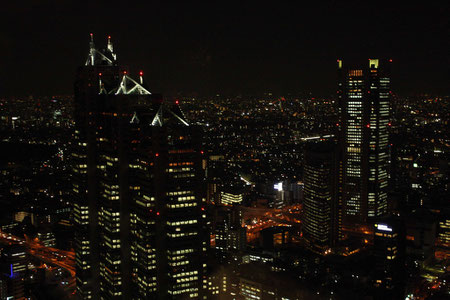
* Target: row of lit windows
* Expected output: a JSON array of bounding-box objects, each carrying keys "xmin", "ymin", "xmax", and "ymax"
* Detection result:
[
  {"xmin": 167, "ymin": 202, "xmax": 197, "ymax": 208},
  {"xmin": 167, "ymin": 190, "xmax": 193, "ymax": 196},
  {"xmin": 167, "ymin": 167, "xmax": 192, "ymax": 173},
  {"xmin": 169, "ymin": 162, "xmax": 193, "ymax": 167},
  {"xmin": 167, "ymin": 220, "xmax": 197, "ymax": 226},
  {"xmin": 167, "ymin": 232, "xmax": 198, "ymax": 238}
]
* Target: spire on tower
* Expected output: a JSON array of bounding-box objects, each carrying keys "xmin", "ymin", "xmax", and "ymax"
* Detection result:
[
  {"xmin": 107, "ymin": 35, "xmax": 113, "ymax": 52},
  {"xmin": 89, "ymin": 33, "xmax": 95, "ymax": 65},
  {"xmin": 107, "ymin": 35, "xmax": 117, "ymax": 61}
]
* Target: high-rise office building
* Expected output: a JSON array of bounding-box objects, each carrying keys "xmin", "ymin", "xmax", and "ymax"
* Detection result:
[
  {"xmin": 337, "ymin": 59, "xmax": 391, "ymax": 233},
  {"xmin": 213, "ymin": 206, "xmax": 246, "ymax": 256},
  {"xmin": 220, "ymin": 189, "xmax": 243, "ymax": 206},
  {"xmin": 303, "ymin": 141, "xmax": 341, "ymax": 254},
  {"xmin": 0, "ymin": 244, "xmax": 27, "ymax": 300},
  {"xmin": 72, "ymin": 35, "xmax": 207, "ymax": 299},
  {"xmin": 373, "ymin": 216, "xmax": 405, "ymax": 297}
]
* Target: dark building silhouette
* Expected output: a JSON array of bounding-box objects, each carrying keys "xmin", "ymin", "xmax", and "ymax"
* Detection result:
[
  {"xmin": 337, "ymin": 59, "xmax": 392, "ymax": 235},
  {"xmin": 72, "ymin": 34, "xmax": 207, "ymax": 299},
  {"xmin": 373, "ymin": 216, "xmax": 406, "ymax": 298},
  {"xmin": 260, "ymin": 226, "xmax": 292, "ymax": 250},
  {"xmin": 0, "ymin": 244, "xmax": 27, "ymax": 300},
  {"xmin": 303, "ymin": 141, "xmax": 341, "ymax": 254}
]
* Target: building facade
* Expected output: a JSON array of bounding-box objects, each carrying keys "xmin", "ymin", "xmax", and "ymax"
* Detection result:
[
  {"xmin": 337, "ymin": 59, "xmax": 391, "ymax": 233},
  {"xmin": 72, "ymin": 35, "xmax": 207, "ymax": 299},
  {"xmin": 373, "ymin": 217, "xmax": 406, "ymax": 297},
  {"xmin": 303, "ymin": 141, "xmax": 341, "ymax": 254}
]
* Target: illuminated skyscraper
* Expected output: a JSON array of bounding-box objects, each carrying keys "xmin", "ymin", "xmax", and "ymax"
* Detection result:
[
  {"xmin": 131, "ymin": 103, "xmax": 208, "ymax": 299},
  {"xmin": 337, "ymin": 59, "xmax": 391, "ymax": 233},
  {"xmin": 72, "ymin": 34, "xmax": 207, "ymax": 299}
]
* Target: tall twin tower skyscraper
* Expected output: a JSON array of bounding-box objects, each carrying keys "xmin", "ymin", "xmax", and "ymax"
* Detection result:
[
  {"xmin": 338, "ymin": 59, "xmax": 391, "ymax": 230},
  {"xmin": 303, "ymin": 58, "xmax": 392, "ymax": 254},
  {"xmin": 72, "ymin": 34, "xmax": 207, "ymax": 299}
]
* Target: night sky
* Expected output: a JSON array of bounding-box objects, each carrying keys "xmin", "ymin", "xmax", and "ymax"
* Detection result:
[{"xmin": 2, "ymin": 1, "xmax": 449, "ymax": 97}]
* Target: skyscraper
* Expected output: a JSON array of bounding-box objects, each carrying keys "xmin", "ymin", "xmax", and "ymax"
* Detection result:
[
  {"xmin": 72, "ymin": 35, "xmax": 207, "ymax": 299},
  {"xmin": 0, "ymin": 244, "xmax": 27, "ymax": 299},
  {"xmin": 373, "ymin": 216, "xmax": 406, "ymax": 297},
  {"xmin": 337, "ymin": 59, "xmax": 391, "ymax": 234},
  {"xmin": 303, "ymin": 141, "xmax": 340, "ymax": 254}
]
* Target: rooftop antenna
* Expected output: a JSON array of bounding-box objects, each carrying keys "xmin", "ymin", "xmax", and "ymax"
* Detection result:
[
  {"xmin": 98, "ymin": 72, "xmax": 107, "ymax": 94},
  {"xmin": 107, "ymin": 35, "xmax": 113, "ymax": 52},
  {"xmin": 107, "ymin": 35, "xmax": 117, "ymax": 61},
  {"xmin": 139, "ymin": 71, "xmax": 144, "ymax": 85},
  {"xmin": 89, "ymin": 33, "xmax": 95, "ymax": 65}
]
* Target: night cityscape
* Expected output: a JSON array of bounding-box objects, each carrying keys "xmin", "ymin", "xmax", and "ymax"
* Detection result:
[{"xmin": 0, "ymin": 2, "xmax": 449, "ymax": 300}]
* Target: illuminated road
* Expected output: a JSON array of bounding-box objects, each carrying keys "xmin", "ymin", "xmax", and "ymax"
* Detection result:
[
  {"xmin": 0, "ymin": 230, "xmax": 75, "ymax": 289},
  {"xmin": 240, "ymin": 204, "xmax": 303, "ymax": 243}
]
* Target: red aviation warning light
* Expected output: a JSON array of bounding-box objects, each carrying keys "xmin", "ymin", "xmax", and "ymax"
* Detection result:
[
  {"xmin": 139, "ymin": 71, "xmax": 144, "ymax": 84},
  {"xmin": 155, "ymin": 153, "xmax": 159, "ymax": 157},
  {"xmin": 366, "ymin": 124, "xmax": 370, "ymax": 128},
  {"xmin": 98, "ymin": 72, "xmax": 102, "ymax": 76},
  {"xmin": 175, "ymin": 100, "xmax": 179, "ymax": 105}
]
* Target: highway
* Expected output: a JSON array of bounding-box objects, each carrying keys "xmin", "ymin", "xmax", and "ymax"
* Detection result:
[
  {"xmin": 0, "ymin": 230, "xmax": 76, "ymax": 292},
  {"xmin": 240, "ymin": 204, "xmax": 303, "ymax": 243}
]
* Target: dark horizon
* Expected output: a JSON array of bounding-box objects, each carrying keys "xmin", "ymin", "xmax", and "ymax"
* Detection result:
[{"xmin": 1, "ymin": 1, "xmax": 449, "ymax": 97}]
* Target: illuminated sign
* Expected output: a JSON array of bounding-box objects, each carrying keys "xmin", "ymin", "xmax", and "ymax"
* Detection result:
[
  {"xmin": 377, "ymin": 224, "xmax": 392, "ymax": 232},
  {"xmin": 274, "ymin": 182, "xmax": 283, "ymax": 192}
]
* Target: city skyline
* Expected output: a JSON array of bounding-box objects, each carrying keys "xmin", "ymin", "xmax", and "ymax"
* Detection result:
[
  {"xmin": 0, "ymin": 2, "xmax": 448, "ymax": 299},
  {"xmin": 2, "ymin": 1, "xmax": 449, "ymax": 97}
]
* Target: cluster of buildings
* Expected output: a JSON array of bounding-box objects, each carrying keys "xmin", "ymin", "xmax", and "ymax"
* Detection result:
[{"xmin": 0, "ymin": 35, "xmax": 447, "ymax": 300}]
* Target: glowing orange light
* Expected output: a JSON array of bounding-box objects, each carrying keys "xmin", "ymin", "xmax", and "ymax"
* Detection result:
[
  {"xmin": 123, "ymin": 71, "xmax": 127, "ymax": 75},
  {"xmin": 98, "ymin": 72, "xmax": 102, "ymax": 76},
  {"xmin": 155, "ymin": 153, "xmax": 159, "ymax": 157},
  {"xmin": 108, "ymin": 35, "xmax": 111, "ymax": 39},
  {"xmin": 389, "ymin": 59, "xmax": 393, "ymax": 62},
  {"xmin": 336, "ymin": 123, "xmax": 339, "ymax": 126}
]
